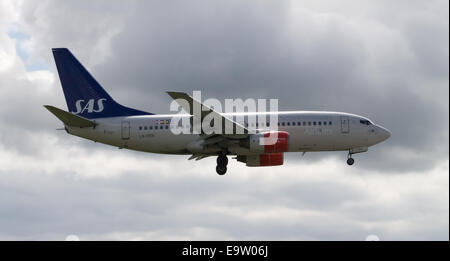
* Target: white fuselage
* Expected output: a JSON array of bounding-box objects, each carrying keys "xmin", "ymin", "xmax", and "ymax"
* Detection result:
[{"xmin": 66, "ymin": 111, "xmax": 391, "ymax": 155}]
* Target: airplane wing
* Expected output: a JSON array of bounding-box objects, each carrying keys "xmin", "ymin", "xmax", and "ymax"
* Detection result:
[
  {"xmin": 167, "ymin": 91, "xmax": 253, "ymax": 138},
  {"xmin": 44, "ymin": 105, "xmax": 97, "ymax": 128}
]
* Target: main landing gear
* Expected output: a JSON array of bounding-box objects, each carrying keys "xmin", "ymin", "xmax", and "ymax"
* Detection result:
[
  {"xmin": 216, "ymin": 153, "xmax": 228, "ymax": 175},
  {"xmin": 347, "ymin": 151, "xmax": 355, "ymax": 166}
]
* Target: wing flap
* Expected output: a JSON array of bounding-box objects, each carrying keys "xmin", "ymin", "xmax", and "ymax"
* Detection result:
[{"xmin": 188, "ymin": 154, "xmax": 212, "ymax": 161}]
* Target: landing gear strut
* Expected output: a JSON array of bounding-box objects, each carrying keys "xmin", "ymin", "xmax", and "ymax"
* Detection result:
[
  {"xmin": 347, "ymin": 151, "xmax": 355, "ymax": 166},
  {"xmin": 216, "ymin": 153, "xmax": 228, "ymax": 175}
]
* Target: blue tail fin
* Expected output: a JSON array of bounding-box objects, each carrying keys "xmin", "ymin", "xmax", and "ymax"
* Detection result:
[{"xmin": 52, "ymin": 48, "xmax": 152, "ymax": 119}]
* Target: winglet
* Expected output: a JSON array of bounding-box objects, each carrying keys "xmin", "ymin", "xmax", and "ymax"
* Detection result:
[{"xmin": 44, "ymin": 105, "xmax": 97, "ymax": 128}]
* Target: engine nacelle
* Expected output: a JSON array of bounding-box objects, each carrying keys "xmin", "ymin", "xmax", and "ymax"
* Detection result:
[
  {"xmin": 237, "ymin": 153, "xmax": 284, "ymax": 167},
  {"xmin": 248, "ymin": 131, "xmax": 289, "ymax": 153}
]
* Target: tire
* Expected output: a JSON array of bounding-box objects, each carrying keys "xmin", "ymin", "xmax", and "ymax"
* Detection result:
[
  {"xmin": 347, "ymin": 158, "xmax": 355, "ymax": 166},
  {"xmin": 217, "ymin": 155, "xmax": 228, "ymax": 166},
  {"xmin": 216, "ymin": 165, "xmax": 227, "ymax": 175}
]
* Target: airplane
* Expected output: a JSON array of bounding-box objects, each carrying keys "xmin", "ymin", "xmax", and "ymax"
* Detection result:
[{"xmin": 45, "ymin": 48, "xmax": 391, "ymax": 175}]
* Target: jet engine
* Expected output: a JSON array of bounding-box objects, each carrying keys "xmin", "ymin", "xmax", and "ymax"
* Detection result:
[
  {"xmin": 248, "ymin": 131, "xmax": 289, "ymax": 153},
  {"xmin": 236, "ymin": 153, "xmax": 284, "ymax": 167}
]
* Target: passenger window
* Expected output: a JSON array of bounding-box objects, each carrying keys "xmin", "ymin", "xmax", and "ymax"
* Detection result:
[
  {"xmin": 329, "ymin": 121, "xmax": 332, "ymax": 125},
  {"xmin": 165, "ymin": 125, "xmax": 168, "ymax": 129},
  {"xmin": 324, "ymin": 122, "xmax": 327, "ymax": 125},
  {"xmin": 160, "ymin": 126, "xmax": 164, "ymax": 129},
  {"xmin": 292, "ymin": 122, "xmax": 296, "ymax": 126},
  {"xmin": 144, "ymin": 126, "xmax": 147, "ymax": 130},
  {"xmin": 150, "ymin": 126, "xmax": 153, "ymax": 130},
  {"xmin": 287, "ymin": 122, "xmax": 291, "ymax": 126},
  {"xmin": 139, "ymin": 126, "xmax": 142, "ymax": 130},
  {"xmin": 266, "ymin": 122, "xmax": 269, "ymax": 127},
  {"xmin": 313, "ymin": 121, "xmax": 316, "ymax": 125},
  {"xmin": 308, "ymin": 122, "xmax": 311, "ymax": 126},
  {"xmin": 282, "ymin": 122, "xmax": 285, "ymax": 126},
  {"xmin": 318, "ymin": 122, "xmax": 321, "ymax": 125}
]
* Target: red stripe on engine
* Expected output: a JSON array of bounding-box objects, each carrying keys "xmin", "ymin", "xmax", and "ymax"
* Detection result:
[
  {"xmin": 259, "ymin": 153, "xmax": 283, "ymax": 166},
  {"xmin": 263, "ymin": 131, "xmax": 289, "ymax": 153}
]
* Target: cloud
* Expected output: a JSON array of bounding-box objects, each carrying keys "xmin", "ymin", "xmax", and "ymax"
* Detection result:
[
  {"xmin": 0, "ymin": 0, "xmax": 448, "ymax": 240},
  {"xmin": 0, "ymin": 144, "xmax": 448, "ymax": 240}
]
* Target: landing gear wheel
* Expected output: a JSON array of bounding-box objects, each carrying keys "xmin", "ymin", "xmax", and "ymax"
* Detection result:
[
  {"xmin": 217, "ymin": 154, "xmax": 228, "ymax": 166},
  {"xmin": 216, "ymin": 165, "xmax": 227, "ymax": 175},
  {"xmin": 347, "ymin": 157, "xmax": 355, "ymax": 166}
]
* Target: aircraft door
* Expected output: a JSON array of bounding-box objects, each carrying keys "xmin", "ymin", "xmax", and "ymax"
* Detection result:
[
  {"xmin": 340, "ymin": 116, "xmax": 349, "ymax": 133},
  {"xmin": 121, "ymin": 121, "xmax": 130, "ymax": 140}
]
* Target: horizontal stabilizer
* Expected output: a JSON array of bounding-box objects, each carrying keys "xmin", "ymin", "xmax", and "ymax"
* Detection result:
[{"xmin": 44, "ymin": 105, "xmax": 97, "ymax": 128}]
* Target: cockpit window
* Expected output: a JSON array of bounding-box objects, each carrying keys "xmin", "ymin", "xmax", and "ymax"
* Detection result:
[{"xmin": 360, "ymin": 119, "xmax": 372, "ymax": 125}]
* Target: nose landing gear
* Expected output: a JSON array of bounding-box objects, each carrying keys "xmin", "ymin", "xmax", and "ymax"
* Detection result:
[
  {"xmin": 216, "ymin": 153, "xmax": 228, "ymax": 175},
  {"xmin": 347, "ymin": 151, "xmax": 355, "ymax": 166}
]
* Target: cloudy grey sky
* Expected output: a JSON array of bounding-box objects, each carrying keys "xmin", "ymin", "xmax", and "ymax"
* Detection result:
[{"xmin": 0, "ymin": 0, "xmax": 448, "ymax": 240}]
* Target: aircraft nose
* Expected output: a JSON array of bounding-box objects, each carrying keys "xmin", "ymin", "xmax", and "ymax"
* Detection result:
[{"xmin": 378, "ymin": 126, "xmax": 391, "ymax": 141}]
